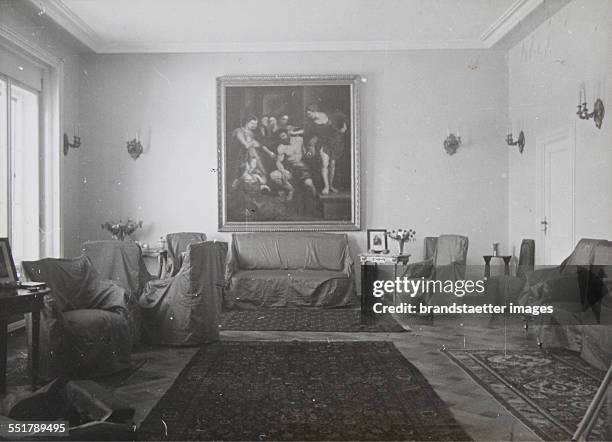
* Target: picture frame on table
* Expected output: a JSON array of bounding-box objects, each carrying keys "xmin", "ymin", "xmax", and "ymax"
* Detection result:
[
  {"xmin": 217, "ymin": 74, "xmax": 361, "ymax": 231},
  {"xmin": 367, "ymin": 229, "xmax": 388, "ymax": 253},
  {"xmin": 0, "ymin": 238, "xmax": 18, "ymax": 283}
]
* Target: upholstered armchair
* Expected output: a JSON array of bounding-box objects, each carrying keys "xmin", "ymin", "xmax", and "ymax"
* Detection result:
[
  {"xmin": 165, "ymin": 232, "xmax": 207, "ymax": 277},
  {"xmin": 517, "ymin": 238, "xmax": 612, "ymax": 369},
  {"xmin": 139, "ymin": 241, "xmax": 227, "ymax": 345},
  {"xmin": 401, "ymin": 234, "xmax": 469, "ymax": 306},
  {"xmin": 21, "ymin": 256, "xmax": 132, "ymax": 380},
  {"xmin": 82, "ymin": 240, "xmax": 155, "ymax": 344}
]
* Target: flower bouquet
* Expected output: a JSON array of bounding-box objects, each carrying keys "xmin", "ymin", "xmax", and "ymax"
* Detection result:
[
  {"xmin": 101, "ymin": 219, "xmax": 143, "ymax": 241},
  {"xmin": 386, "ymin": 229, "xmax": 416, "ymax": 255}
]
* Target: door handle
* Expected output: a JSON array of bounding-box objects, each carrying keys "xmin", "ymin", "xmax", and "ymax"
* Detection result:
[{"xmin": 540, "ymin": 217, "xmax": 548, "ymax": 235}]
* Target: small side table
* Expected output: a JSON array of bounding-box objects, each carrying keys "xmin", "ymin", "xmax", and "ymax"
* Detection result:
[
  {"xmin": 359, "ymin": 253, "xmax": 410, "ymax": 319},
  {"xmin": 483, "ymin": 255, "xmax": 512, "ymax": 278},
  {"xmin": 0, "ymin": 288, "xmax": 49, "ymax": 394},
  {"xmin": 142, "ymin": 248, "xmax": 168, "ymax": 279}
]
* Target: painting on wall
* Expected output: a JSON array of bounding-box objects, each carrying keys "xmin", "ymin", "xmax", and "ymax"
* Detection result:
[{"xmin": 217, "ymin": 75, "xmax": 360, "ymax": 231}]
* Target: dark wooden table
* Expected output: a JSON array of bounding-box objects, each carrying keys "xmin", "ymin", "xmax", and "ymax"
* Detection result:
[
  {"xmin": 0, "ymin": 288, "xmax": 49, "ymax": 394},
  {"xmin": 359, "ymin": 253, "xmax": 411, "ymax": 320},
  {"xmin": 483, "ymin": 255, "xmax": 512, "ymax": 278}
]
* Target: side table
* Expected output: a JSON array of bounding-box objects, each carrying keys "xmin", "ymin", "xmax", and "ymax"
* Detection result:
[
  {"xmin": 0, "ymin": 288, "xmax": 49, "ymax": 394},
  {"xmin": 483, "ymin": 255, "xmax": 512, "ymax": 278},
  {"xmin": 359, "ymin": 253, "xmax": 410, "ymax": 320}
]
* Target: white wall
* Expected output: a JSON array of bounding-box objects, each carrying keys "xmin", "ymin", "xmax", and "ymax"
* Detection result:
[
  {"xmin": 508, "ymin": 0, "xmax": 612, "ymax": 263},
  {"xmin": 0, "ymin": 0, "xmax": 85, "ymax": 256},
  {"xmin": 79, "ymin": 50, "xmax": 509, "ymax": 265}
]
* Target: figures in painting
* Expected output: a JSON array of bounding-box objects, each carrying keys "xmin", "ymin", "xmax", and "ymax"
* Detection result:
[{"xmin": 228, "ymin": 102, "xmax": 349, "ymax": 221}]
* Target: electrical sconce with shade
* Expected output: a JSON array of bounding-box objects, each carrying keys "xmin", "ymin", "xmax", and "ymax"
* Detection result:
[
  {"xmin": 577, "ymin": 83, "xmax": 604, "ymax": 129},
  {"xmin": 63, "ymin": 125, "xmax": 81, "ymax": 155},
  {"xmin": 443, "ymin": 127, "xmax": 461, "ymax": 155},
  {"xmin": 506, "ymin": 126, "xmax": 525, "ymax": 154},
  {"xmin": 126, "ymin": 131, "xmax": 143, "ymax": 160}
]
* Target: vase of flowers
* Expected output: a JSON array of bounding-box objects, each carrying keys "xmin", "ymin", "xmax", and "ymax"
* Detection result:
[
  {"xmin": 101, "ymin": 219, "xmax": 143, "ymax": 241},
  {"xmin": 386, "ymin": 229, "xmax": 416, "ymax": 255}
]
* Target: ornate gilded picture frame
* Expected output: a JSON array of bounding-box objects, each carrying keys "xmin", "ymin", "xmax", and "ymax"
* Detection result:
[{"xmin": 217, "ymin": 75, "xmax": 360, "ymax": 231}]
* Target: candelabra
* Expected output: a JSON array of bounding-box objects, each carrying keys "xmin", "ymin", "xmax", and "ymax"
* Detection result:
[{"xmin": 577, "ymin": 84, "xmax": 605, "ymax": 129}]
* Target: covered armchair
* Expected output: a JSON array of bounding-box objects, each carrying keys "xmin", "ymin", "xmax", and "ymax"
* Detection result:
[
  {"xmin": 81, "ymin": 240, "xmax": 155, "ymax": 344},
  {"xmin": 402, "ymin": 234, "xmax": 469, "ymax": 305},
  {"xmin": 138, "ymin": 241, "xmax": 227, "ymax": 345},
  {"xmin": 390, "ymin": 235, "xmax": 468, "ymax": 328},
  {"xmin": 165, "ymin": 232, "xmax": 207, "ymax": 277},
  {"xmin": 21, "ymin": 256, "xmax": 132, "ymax": 380},
  {"xmin": 517, "ymin": 238, "xmax": 612, "ymax": 368}
]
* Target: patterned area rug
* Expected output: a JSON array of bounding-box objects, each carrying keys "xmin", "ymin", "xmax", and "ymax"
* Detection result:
[
  {"xmin": 220, "ymin": 308, "xmax": 406, "ymax": 332},
  {"xmin": 138, "ymin": 341, "xmax": 470, "ymax": 441},
  {"xmin": 444, "ymin": 348, "xmax": 609, "ymax": 441}
]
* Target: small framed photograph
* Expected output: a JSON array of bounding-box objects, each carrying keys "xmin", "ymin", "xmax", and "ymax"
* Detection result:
[
  {"xmin": 0, "ymin": 238, "xmax": 18, "ymax": 283},
  {"xmin": 367, "ymin": 229, "xmax": 387, "ymax": 253}
]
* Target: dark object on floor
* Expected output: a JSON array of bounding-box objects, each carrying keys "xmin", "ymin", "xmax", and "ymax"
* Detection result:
[
  {"xmin": 138, "ymin": 341, "xmax": 470, "ymax": 441},
  {"xmin": 21, "ymin": 256, "xmax": 132, "ymax": 380},
  {"xmin": 5, "ymin": 378, "xmax": 135, "ymax": 440},
  {"xmin": 220, "ymin": 308, "xmax": 406, "ymax": 332},
  {"xmin": 223, "ymin": 233, "xmax": 355, "ymax": 309},
  {"xmin": 165, "ymin": 232, "xmax": 207, "ymax": 277},
  {"xmin": 139, "ymin": 241, "xmax": 227, "ymax": 345},
  {"xmin": 444, "ymin": 348, "xmax": 609, "ymax": 441}
]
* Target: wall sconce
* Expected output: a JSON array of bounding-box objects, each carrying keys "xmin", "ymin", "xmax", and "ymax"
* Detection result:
[
  {"xmin": 506, "ymin": 130, "xmax": 525, "ymax": 154},
  {"xmin": 126, "ymin": 133, "xmax": 143, "ymax": 160},
  {"xmin": 577, "ymin": 84, "xmax": 605, "ymax": 129},
  {"xmin": 63, "ymin": 126, "xmax": 81, "ymax": 155},
  {"xmin": 443, "ymin": 133, "xmax": 461, "ymax": 155}
]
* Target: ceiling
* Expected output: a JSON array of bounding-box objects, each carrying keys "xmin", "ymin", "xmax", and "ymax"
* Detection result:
[{"xmin": 27, "ymin": 0, "xmax": 559, "ymax": 53}]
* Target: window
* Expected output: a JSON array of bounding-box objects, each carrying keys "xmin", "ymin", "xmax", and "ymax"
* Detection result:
[{"xmin": 0, "ymin": 48, "xmax": 44, "ymax": 266}]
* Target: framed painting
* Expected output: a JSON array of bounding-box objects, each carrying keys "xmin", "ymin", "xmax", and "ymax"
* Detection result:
[
  {"xmin": 217, "ymin": 75, "xmax": 361, "ymax": 231},
  {"xmin": 367, "ymin": 229, "xmax": 388, "ymax": 253}
]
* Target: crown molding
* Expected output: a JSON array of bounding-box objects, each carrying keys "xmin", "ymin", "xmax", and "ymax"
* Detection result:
[
  {"xmin": 28, "ymin": 0, "xmax": 102, "ymax": 52},
  {"xmin": 480, "ymin": 0, "xmax": 544, "ymax": 48},
  {"xmin": 96, "ymin": 39, "xmax": 487, "ymax": 54}
]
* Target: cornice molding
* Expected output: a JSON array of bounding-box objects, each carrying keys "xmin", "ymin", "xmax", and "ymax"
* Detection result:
[
  {"xmin": 28, "ymin": 0, "xmax": 102, "ymax": 52},
  {"xmin": 96, "ymin": 39, "xmax": 487, "ymax": 54},
  {"xmin": 25, "ymin": 0, "xmax": 550, "ymax": 54},
  {"xmin": 480, "ymin": 0, "xmax": 544, "ymax": 48}
]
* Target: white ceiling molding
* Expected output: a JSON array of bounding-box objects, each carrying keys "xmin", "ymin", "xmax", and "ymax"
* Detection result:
[
  {"xmin": 96, "ymin": 39, "xmax": 486, "ymax": 54},
  {"xmin": 25, "ymin": 0, "xmax": 554, "ymax": 54},
  {"xmin": 479, "ymin": 0, "xmax": 544, "ymax": 48},
  {"xmin": 28, "ymin": 0, "xmax": 102, "ymax": 52}
]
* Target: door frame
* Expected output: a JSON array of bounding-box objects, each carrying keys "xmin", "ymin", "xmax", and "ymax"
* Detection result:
[{"xmin": 535, "ymin": 124, "xmax": 575, "ymax": 265}]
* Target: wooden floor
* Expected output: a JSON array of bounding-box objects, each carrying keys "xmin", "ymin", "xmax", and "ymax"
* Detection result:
[{"xmin": 2, "ymin": 313, "xmax": 541, "ymax": 441}]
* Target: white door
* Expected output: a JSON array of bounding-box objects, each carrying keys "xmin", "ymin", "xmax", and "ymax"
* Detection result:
[{"xmin": 543, "ymin": 136, "xmax": 574, "ymax": 264}]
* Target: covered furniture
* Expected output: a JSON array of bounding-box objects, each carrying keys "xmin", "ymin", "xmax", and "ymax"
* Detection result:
[
  {"xmin": 21, "ymin": 256, "xmax": 132, "ymax": 380},
  {"xmin": 224, "ymin": 232, "xmax": 355, "ymax": 309},
  {"xmin": 517, "ymin": 238, "xmax": 612, "ymax": 370},
  {"xmin": 165, "ymin": 232, "xmax": 207, "ymax": 277},
  {"xmin": 402, "ymin": 234, "xmax": 469, "ymax": 306},
  {"xmin": 82, "ymin": 240, "xmax": 155, "ymax": 343},
  {"xmin": 139, "ymin": 241, "xmax": 227, "ymax": 345},
  {"xmin": 486, "ymin": 239, "xmax": 535, "ymax": 306}
]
